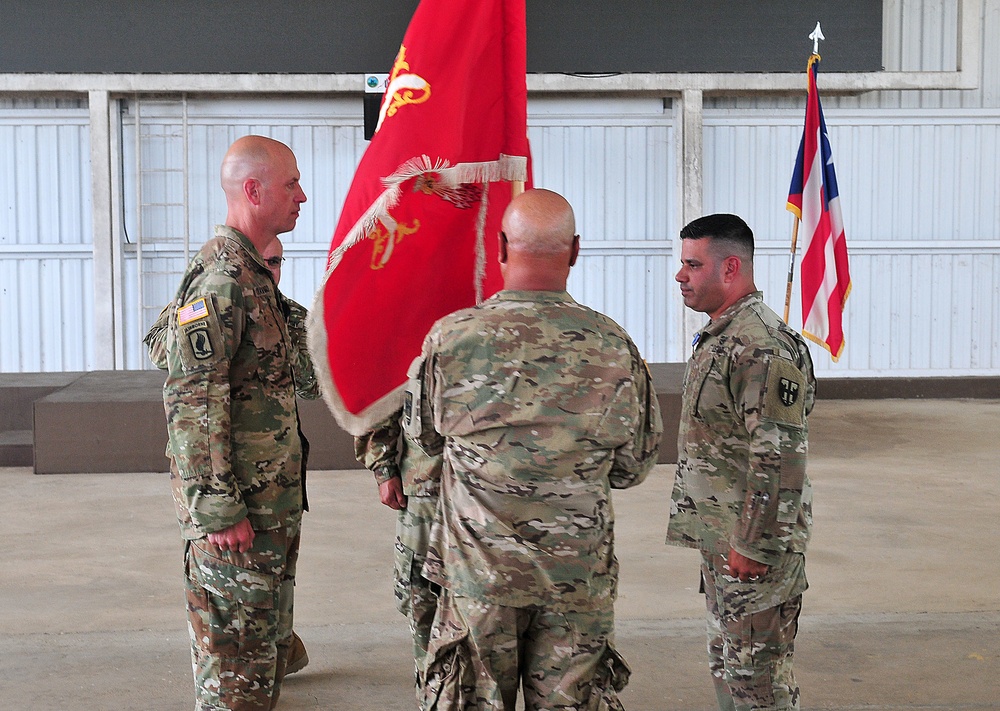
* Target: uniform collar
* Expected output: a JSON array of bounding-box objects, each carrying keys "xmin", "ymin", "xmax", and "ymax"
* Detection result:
[
  {"xmin": 491, "ymin": 289, "xmax": 575, "ymax": 304},
  {"xmin": 215, "ymin": 224, "xmax": 268, "ymax": 271},
  {"xmin": 695, "ymin": 291, "xmax": 764, "ymax": 343}
]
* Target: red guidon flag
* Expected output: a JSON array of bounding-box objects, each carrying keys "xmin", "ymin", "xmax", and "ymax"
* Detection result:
[{"xmin": 308, "ymin": 0, "xmax": 530, "ymax": 435}]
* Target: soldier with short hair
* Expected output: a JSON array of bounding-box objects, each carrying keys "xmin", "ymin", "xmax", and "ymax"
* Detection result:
[
  {"xmin": 668, "ymin": 213, "xmax": 816, "ymax": 711},
  {"xmin": 408, "ymin": 188, "xmax": 662, "ymax": 710},
  {"xmin": 159, "ymin": 135, "xmax": 308, "ymax": 710}
]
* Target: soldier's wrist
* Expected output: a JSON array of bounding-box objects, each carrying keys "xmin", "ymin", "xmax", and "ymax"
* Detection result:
[{"xmin": 373, "ymin": 466, "xmax": 400, "ymax": 485}]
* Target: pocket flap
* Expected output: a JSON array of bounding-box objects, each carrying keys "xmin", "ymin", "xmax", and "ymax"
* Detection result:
[{"xmin": 187, "ymin": 542, "xmax": 276, "ymax": 609}]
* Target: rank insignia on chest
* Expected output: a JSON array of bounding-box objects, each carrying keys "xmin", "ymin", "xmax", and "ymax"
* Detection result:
[{"xmin": 778, "ymin": 377, "xmax": 800, "ymax": 407}]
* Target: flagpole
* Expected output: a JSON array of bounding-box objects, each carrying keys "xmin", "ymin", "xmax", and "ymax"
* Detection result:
[
  {"xmin": 785, "ymin": 23, "xmax": 825, "ymax": 324},
  {"xmin": 512, "ymin": 180, "xmax": 525, "ymax": 197},
  {"xmin": 783, "ymin": 217, "xmax": 799, "ymax": 323}
]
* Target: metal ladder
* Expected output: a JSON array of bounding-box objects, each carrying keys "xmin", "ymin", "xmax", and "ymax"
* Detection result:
[{"xmin": 133, "ymin": 94, "xmax": 190, "ymax": 367}]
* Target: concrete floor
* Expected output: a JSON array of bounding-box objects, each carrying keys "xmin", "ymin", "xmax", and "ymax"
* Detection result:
[{"xmin": 1, "ymin": 399, "xmax": 998, "ymax": 711}]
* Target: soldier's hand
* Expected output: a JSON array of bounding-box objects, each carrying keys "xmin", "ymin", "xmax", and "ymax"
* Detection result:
[
  {"xmin": 207, "ymin": 518, "xmax": 256, "ymax": 553},
  {"xmin": 379, "ymin": 477, "xmax": 407, "ymax": 510},
  {"xmin": 726, "ymin": 548, "xmax": 769, "ymax": 582}
]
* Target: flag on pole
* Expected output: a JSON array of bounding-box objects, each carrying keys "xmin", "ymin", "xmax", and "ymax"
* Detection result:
[
  {"xmin": 786, "ymin": 54, "xmax": 851, "ymax": 360},
  {"xmin": 308, "ymin": 0, "xmax": 530, "ymax": 435}
]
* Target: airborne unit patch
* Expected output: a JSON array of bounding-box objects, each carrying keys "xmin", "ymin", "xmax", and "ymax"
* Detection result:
[
  {"xmin": 175, "ymin": 296, "xmax": 220, "ymax": 368},
  {"xmin": 187, "ymin": 329, "xmax": 214, "ymax": 360}
]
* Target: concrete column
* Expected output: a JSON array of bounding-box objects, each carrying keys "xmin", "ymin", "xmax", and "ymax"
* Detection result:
[
  {"xmin": 89, "ymin": 90, "xmax": 116, "ymax": 369},
  {"xmin": 675, "ymin": 88, "xmax": 705, "ymax": 358}
]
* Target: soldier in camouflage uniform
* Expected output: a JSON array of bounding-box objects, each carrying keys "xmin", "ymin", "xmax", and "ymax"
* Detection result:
[
  {"xmin": 157, "ymin": 135, "xmax": 308, "ymax": 710},
  {"xmin": 354, "ymin": 407, "xmax": 442, "ymax": 697},
  {"xmin": 667, "ymin": 214, "xmax": 816, "ymax": 711},
  {"xmin": 145, "ymin": 237, "xmax": 317, "ymax": 679},
  {"xmin": 407, "ymin": 189, "xmax": 663, "ymax": 710}
]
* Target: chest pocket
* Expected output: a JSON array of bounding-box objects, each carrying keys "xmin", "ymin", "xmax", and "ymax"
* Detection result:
[
  {"xmin": 690, "ymin": 346, "xmax": 737, "ymax": 436},
  {"xmin": 239, "ymin": 287, "xmax": 291, "ymax": 387}
]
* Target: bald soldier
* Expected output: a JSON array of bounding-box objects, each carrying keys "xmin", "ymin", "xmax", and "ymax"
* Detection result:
[
  {"xmin": 408, "ymin": 188, "xmax": 662, "ymax": 710},
  {"xmin": 159, "ymin": 135, "xmax": 308, "ymax": 710},
  {"xmin": 144, "ymin": 236, "xmax": 316, "ymax": 681}
]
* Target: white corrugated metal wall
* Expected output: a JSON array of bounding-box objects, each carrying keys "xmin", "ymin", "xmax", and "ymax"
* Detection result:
[
  {"xmin": 114, "ymin": 96, "xmax": 675, "ymax": 369},
  {"xmin": 0, "ymin": 102, "xmax": 93, "ymax": 371},
  {"xmin": 698, "ymin": 0, "xmax": 1000, "ymax": 375},
  {"xmin": 704, "ymin": 109, "xmax": 1000, "ymax": 375},
  {"xmin": 1, "ymin": 0, "xmax": 998, "ymax": 376}
]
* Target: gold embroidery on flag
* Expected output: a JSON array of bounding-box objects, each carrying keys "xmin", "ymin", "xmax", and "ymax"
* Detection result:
[
  {"xmin": 369, "ymin": 217, "xmax": 421, "ymax": 270},
  {"xmin": 376, "ymin": 46, "xmax": 431, "ymax": 134}
]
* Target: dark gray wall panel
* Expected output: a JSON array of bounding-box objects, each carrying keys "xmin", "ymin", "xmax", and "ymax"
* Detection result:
[{"xmin": 1, "ymin": 1, "xmax": 880, "ymax": 75}]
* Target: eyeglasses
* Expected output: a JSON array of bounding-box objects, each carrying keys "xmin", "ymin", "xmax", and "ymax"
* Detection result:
[{"xmin": 265, "ymin": 256, "xmax": 286, "ymax": 268}]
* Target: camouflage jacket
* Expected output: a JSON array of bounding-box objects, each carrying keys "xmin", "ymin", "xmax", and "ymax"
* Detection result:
[
  {"xmin": 145, "ymin": 290, "xmax": 319, "ymax": 402},
  {"xmin": 410, "ymin": 290, "xmax": 662, "ymax": 611},
  {"xmin": 160, "ymin": 225, "xmax": 304, "ymax": 539},
  {"xmin": 354, "ymin": 407, "xmax": 442, "ymax": 496},
  {"xmin": 667, "ymin": 292, "xmax": 816, "ymax": 567}
]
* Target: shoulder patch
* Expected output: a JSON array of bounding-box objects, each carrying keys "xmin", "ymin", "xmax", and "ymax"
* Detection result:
[
  {"xmin": 176, "ymin": 295, "xmax": 223, "ymax": 370},
  {"xmin": 186, "ymin": 328, "xmax": 215, "ymax": 361},
  {"xmin": 177, "ymin": 298, "xmax": 209, "ymax": 326},
  {"xmin": 761, "ymin": 356, "xmax": 807, "ymax": 428}
]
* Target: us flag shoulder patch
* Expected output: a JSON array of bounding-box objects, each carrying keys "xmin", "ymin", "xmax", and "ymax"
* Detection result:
[{"xmin": 177, "ymin": 298, "xmax": 209, "ymax": 326}]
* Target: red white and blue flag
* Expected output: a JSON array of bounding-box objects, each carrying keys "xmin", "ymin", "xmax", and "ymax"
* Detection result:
[
  {"xmin": 308, "ymin": 0, "xmax": 531, "ymax": 435},
  {"xmin": 787, "ymin": 54, "xmax": 851, "ymax": 360}
]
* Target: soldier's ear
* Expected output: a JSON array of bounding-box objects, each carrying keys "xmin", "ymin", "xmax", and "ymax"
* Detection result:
[
  {"xmin": 499, "ymin": 230, "xmax": 509, "ymax": 264},
  {"xmin": 244, "ymin": 178, "xmax": 261, "ymax": 206},
  {"xmin": 569, "ymin": 235, "xmax": 580, "ymax": 267},
  {"xmin": 722, "ymin": 255, "xmax": 741, "ymax": 282}
]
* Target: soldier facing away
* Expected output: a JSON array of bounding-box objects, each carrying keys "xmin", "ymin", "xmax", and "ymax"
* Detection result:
[
  {"xmin": 668, "ymin": 213, "xmax": 816, "ymax": 711},
  {"xmin": 407, "ymin": 188, "xmax": 662, "ymax": 710}
]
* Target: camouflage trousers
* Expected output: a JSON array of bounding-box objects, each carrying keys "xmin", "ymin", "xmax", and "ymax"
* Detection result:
[
  {"xmin": 184, "ymin": 523, "xmax": 301, "ymax": 710},
  {"xmin": 394, "ymin": 496, "xmax": 439, "ymax": 688},
  {"xmin": 420, "ymin": 592, "xmax": 630, "ymax": 711},
  {"xmin": 701, "ymin": 552, "xmax": 804, "ymax": 711}
]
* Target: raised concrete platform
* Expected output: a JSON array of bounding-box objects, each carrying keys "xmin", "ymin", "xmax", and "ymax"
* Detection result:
[
  {"xmin": 32, "ymin": 371, "xmax": 174, "ymax": 474},
  {"xmin": 0, "ymin": 372, "xmax": 82, "ymax": 467},
  {"xmin": 4, "ymin": 367, "xmax": 998, "ymax": 474},
  {"xmin": 21, "ymin": 368, "xmax": 681, "ymax": 474},
  {"xmin": 26, "ymin": 370, "xmax": 358, "ymax": 475}
]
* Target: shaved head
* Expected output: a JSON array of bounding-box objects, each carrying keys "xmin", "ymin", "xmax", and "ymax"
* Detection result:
[
  {"xmin": 498, "ymin": 189, "xmax": 580, "ymax": 291},
  {"xmin": 220, "ymin": 135, "xmax": 306, "ymax": 250},
  {"xmin": 221, "ymin": 135, "xmax": 291, "ymax": 198},
  {"xmin": 502, "ymin": 188, "xmax": 576, "ymax": 255}
]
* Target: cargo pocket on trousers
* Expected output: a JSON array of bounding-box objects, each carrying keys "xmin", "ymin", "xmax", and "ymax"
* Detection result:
[
  {"xmin": 187, "ymin": 541, "xmax": 276, "ymax": 609},
  {"xmin": 185, "ymin": 541, "xmax": 278, "ymax": 660},
  {"xmin": 587, "ymin": 645, "xmax": 632, "ymax": 711},
  {"xmin": 419, "ymin": 622, "xmax": 475, "ymax": 710},
  {"xmin": 393, "ymin": 540, "xmax": 416, "ymax": 616}
]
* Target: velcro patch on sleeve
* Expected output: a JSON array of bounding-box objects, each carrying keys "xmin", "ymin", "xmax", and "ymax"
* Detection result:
[
  {"xmin": 176, "ymin": 296, "xmax": 223, "ymax": 370},
  {"xmin": 177, "ymin": 298, "xmax": 210, "ymax": 326},
  {"xmin": 760, "ymin": 356, "xmax": 807, "ymax": 428}
]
